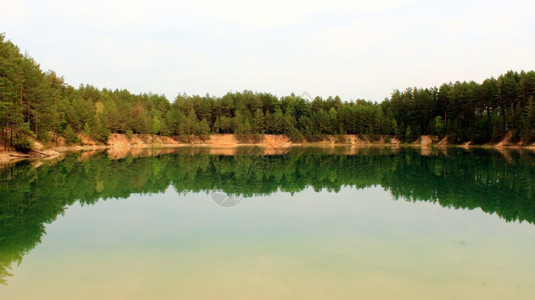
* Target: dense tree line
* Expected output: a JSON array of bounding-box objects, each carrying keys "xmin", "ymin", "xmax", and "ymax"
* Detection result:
[
  {"xmin": 1, "ymin": 34, "xmax": 535, "ymax": 149},
  {"xmin": 1, "ymin": 148, "xmax": 534, "ymax": 283},
  {"xmin": 0, "ymin": 34, "xmax": 171, "ymax": 148},
  {"xmin": 388, "ymin": 74, "xmax": 535, "ymax": 143}
]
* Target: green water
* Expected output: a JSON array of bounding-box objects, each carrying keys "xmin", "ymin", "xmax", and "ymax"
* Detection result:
[{"xmin": 1, "ymin": 147, "xmax": 535, "ymax": 299}]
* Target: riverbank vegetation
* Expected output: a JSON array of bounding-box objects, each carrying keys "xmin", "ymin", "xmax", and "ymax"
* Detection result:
[{"xmin": 1, "ymin": 33, "xmax": 534, "ymax": 150}]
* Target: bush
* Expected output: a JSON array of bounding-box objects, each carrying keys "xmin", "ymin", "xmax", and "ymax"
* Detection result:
[
  {"xmin": 91, "ymin": 121, "xmax": 110, "ymax": 143},
  {"xmin": 125, "ymin": 129, "xmax": 134, "ymax": 140},
  {"xmin": 250, "ymin": 134, "xmax": 263, "ymax": 143},
  {"xmin": 335, "ymin": 135, "xmax": 347, "ymax": 144},
  {"xmin": 368, "ymin": 134, "xmax": 380, "ymax": 142},
  {"xmin": 288, "ymin": 130, "xmax": 304, "ymax": 143},
  {"xmin": 303, "ymin": 134, "xmax": 324, "ymax": 142},
  {"xmin": 177, "ymin": 135, "xmax": 193, "ymax": 143},
  {"xmin": 64, "ymin": 125, "xmax": 80, "ymax": 145},
  {"xmin": 13, "ymin": 136, "xmax": 32, "ymax": 153}
]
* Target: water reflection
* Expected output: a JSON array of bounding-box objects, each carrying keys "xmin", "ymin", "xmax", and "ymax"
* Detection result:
[{"xmin": 0, "ymin": 146, "xmax": 534, "ymax": 284}]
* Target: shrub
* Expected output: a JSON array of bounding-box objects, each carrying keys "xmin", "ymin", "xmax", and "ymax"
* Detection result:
[
  {"xmin": 125, "ymin": 129, "xmax": 134, "ymax": 140},
  {"xmin": 64, "ymin": 125, "xmax": 80, "ymax": 145},
  {"xmin": 335, "ymin": 135, "xmax": 347, "ymax": 144},
  {"xmin": 13, "ymin": 136, "xmax": 32, "ymax": 153}
]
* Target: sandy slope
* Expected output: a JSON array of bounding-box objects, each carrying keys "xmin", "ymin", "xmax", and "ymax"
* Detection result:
[{"xmin": 1, "ymin": 132, "xmax": 533, "ymax": 164}]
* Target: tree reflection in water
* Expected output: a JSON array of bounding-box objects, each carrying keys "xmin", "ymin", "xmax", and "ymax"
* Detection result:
[{"xmin": 1, "ymin": 146, "xmax": 534, "ymax": 283}]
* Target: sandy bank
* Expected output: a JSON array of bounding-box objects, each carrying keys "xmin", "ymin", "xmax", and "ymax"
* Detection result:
[
  {"xmin": 0, "ymin": 149, "xmax": 61, "ymax": 164},
  {"xmin": 1, "ymin": 133, "xmax": 533, "ymax": 164}
]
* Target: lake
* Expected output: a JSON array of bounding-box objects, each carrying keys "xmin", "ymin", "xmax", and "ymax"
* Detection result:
[{"xmin": 1, "ymin": 146, "xmax": 535, "ymax": 299}]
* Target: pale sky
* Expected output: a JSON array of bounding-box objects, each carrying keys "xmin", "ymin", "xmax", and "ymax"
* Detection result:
[{"xmin": 2, "ymin": 0, "xmax": 534, "ymax": 102}]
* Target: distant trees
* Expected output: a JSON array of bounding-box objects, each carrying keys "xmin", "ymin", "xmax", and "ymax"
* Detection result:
[
  {"xmin": 1, "ymin": 33, "xmax": 534, "ymax": 146},
  {"xmin": 382, "ymin": 71, "xmax": 535, "ymax": 143}
]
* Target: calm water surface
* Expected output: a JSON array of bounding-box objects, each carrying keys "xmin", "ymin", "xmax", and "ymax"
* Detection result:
[{"xmin": 1, "ymin": 147, "xmax": 535, "ymax": 299}]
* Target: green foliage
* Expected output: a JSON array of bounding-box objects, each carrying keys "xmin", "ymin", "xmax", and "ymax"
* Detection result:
[
  {"xmin": 63, "ymin": 125, "xmax": 79, "ymax": 144},
  {"xmin": 1, "ymin": 34, "xmax": 534, "ymax": 145},
  {"xmin": 335, "ymin": 134, "xmax": 347, "ymax": 143},
  {"xmin": 405, "ymin": 126, "xmax": 413, "ymax": 142},
  {"xmin": 520, "ymin": 96, "xmax": 535, "ymax": 143},
  {"xmin": 151, "ymin": 116, "xmax": 162, "ymax": 135},
  {"xmin": 196, "ymin": 119, "xmax": 210, "ymax": 140},
  {"xmin": 433, "ymin": 116, "xmax": 445, "ymax": 135},
  {"xmin": 12, "ymin": 135, "xmax": 32, "ymax": 152},
  {"xmin": 91, "ymin": 117, "xmax": 110, "ymax": 143},
  {"xmin": 287, "ymin": 127, "xmax": 304, "ymax": 142},
  {"xmin": 83, "ymin": 123, "xmax": 91, "ymax": 136},
  {"xmin": 125, "ymin": 129, "xmax": 134, "ymax": 140}
]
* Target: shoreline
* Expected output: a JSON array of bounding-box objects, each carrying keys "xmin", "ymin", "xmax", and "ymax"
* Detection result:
[{"xmin": 1, "ymin": 133, "xmax": 534, "ymax": 165}]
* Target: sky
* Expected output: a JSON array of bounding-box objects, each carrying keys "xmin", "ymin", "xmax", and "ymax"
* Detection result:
[{"xmin": 1, "ymin": 0, "xmax": 535, "ymax": 102}]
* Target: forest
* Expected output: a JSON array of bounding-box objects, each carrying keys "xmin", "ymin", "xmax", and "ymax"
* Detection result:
[{"xmin": 1, "ymin": 33, "xmax": 535, "ymax": 150}]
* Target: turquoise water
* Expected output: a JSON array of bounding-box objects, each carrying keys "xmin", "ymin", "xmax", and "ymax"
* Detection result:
[{"xmin": 1, "ymin": 147, "xmax": 534, "ymax": 299}]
